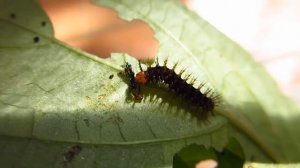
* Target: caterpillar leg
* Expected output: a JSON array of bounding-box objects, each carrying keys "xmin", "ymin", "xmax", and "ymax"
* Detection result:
[{"xmin": 131, "ymin": 85, "xmax": 143, "ymax": 102}]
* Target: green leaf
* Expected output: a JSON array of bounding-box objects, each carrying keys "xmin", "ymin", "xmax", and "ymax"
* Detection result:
[
  {"xmin": 173, "ymin": 144, "xmax": 217, "ymax": 168},
  {"xmin": 0, "ymin": 0, "xmax": 299, "ymax": 168},
  {"xmin": 245, "ymin": 163, "xmax": 300, "ymax": 168},
  {"xmin": 96, "ymin": 0, "xmax": 300, "ymax": 163},
  {"xmin": 0, "ymin": 0, "xmax": 226, "ymax": 167},
  {"xmin": 173, "ymin": 138, "xmax": 244, "ymax": 168}
]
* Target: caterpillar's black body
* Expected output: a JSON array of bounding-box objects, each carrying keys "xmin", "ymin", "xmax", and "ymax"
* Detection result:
[
  {"xmin": 124, "ymin": 60, "xmax": 218, "ymax": 119},
  {"xmin": 144, "ymin": 66, "xmax": 215, "ymax": 113}
]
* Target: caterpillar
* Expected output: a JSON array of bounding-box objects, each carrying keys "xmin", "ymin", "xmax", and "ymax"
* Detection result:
[{"xmin": 124, "ymin": 59, "xmax": 219, "ymax": 119}]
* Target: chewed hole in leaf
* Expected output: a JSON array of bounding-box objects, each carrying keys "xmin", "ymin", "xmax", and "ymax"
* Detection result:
[{"xmin": 40, "ymin": 0, "xmax": 158, "ymax": 60}]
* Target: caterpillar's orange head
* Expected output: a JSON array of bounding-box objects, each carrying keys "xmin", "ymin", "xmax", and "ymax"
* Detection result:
[{"xmin": 135, "ymin": 71, "xmax": 148, "ymax": 85}]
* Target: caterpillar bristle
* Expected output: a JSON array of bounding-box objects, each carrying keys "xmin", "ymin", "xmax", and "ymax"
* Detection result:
[
  {"xmin": 179, "ymin": 69, "xmax": 186, "ymax": 76},
  {"xmin": 172, "ymin": 62, "xmax": 179, "ymax": 70},
  {"xmin": 197, "ymin": 83, "xmax": 205, "ymax": 90},
  {"xmin": 204, "ymin": 88, "xmax": 213, "ymax": 95},
  {"xmin": 190, "ymin": 78, "xmax": 197, "ymax": 85},
  {"xmin": 163, "ymin": 58, "xmax": 168, "ymax": 66},
  {"xmin": 138, "ymin": 61, "xmax": 143, "ymax": 71},
  {"xmin": 156, "ymin": 57, "xmax": 160, "ymax": 66},
  {"xmin": 185, "ymin": 73, "xmax": 192, "ymax": 80}
]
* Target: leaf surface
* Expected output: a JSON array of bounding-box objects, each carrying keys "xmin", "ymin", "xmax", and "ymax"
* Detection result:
[
  {"xmin": 96, "ymin": 0, "xmax": 300, "ymax": 162},
  {"xmin": 0, "ymin": 0, "xmax": 299, "ymax": 167}
]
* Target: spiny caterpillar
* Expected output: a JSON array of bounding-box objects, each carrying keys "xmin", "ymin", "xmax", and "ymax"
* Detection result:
[{"xmin": 124, "ymin": 58, "xmax": 219, "ymax": 119}]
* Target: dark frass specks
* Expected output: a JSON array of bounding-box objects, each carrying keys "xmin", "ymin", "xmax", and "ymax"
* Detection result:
[
  {"xmin": 63, "ymin": 145, "xmax": 82, "ymax": 167},
  {"xmin": 41, "ymin": 21, "xmax": 47, "ymax": 27},
  {"xmin": 9, "ymin": 13, "xmax": 16, "ymax": 19},
  {"xmin": 33, "ymin": 36, "xmax": 40, "ymax": 43}
]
